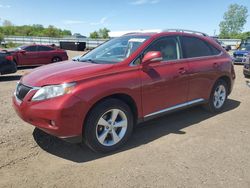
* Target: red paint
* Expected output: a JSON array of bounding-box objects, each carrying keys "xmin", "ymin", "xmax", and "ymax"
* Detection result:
[
  {"xmin": 9, "ymin": 44, "xmax": 68, "ymax": 66},
  {"xmin": 12, "ymin": 32, "xmax": 235, "ymax": 139}
]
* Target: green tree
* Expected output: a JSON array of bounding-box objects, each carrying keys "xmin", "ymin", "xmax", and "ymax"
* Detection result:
[
  {"xmin": 219, "ymin": 4, "xmax": 248, "ymax": 38},
  {"xmin": 89, "ymin": 28, "xmax": 110, "ymax": 39},
  {"xmin": 89, "ymin": 31, "xmax": 99, "ymax": 39},
  {"xmin": 98, "ymin": 28, "xmax": 110, "ymax": 39},
  {"xmin": 0, "ymin": 33, "xmax": 4, "ymax": 42},
  {"xmin": 0, "ymin": 23, "xmax": 72, "ymax": 37}
]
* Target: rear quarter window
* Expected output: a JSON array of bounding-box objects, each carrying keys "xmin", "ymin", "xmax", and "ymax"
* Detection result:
[{"xmin": 181, "ymin": 36, "xmax": 221, "ymax": 58}]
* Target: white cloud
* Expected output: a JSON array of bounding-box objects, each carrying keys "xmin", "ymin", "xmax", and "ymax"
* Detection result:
[
  {"xmin": 0, "ymin": 4, "xmax": 11, "ymax": 8},
  {"xmin": 130, "ymin": 0, "xmax": 159, "ymax": 5},
  {"xmin": 62, "ymin": 20, "xmax": 86, "ymax": 25},
  {"xmin": 90, "ymin": 17, "xmax": 108, "ymax": 26}
]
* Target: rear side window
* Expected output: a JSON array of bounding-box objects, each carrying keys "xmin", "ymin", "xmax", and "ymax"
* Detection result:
[
  {"xmin": 38, "ymin": 46, "xmax": 53, "ymax": 51},
  {"xmin": 181, "ymin": 36, "xmax": 221, "ymax": 58},
  {"xmin": 145, "ymin": 36, "xmax": 180, "ymax": 61},
  {"xmin": 24, "ymin": 46, "xmax": 37, "ymax": 52}
]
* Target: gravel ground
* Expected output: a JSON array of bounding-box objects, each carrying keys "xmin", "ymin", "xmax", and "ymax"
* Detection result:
[{"xmin": 0, "ymin": 51, "xmax": 250, "ymax": 188}]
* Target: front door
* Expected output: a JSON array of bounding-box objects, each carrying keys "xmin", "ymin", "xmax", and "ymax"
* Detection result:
[
  {"xmin": 17, "ymin": 46, "xmax": 38, "ymax": 65},
  {"xmin": 140, "ymin": 36, "xmax": 189, "ymax": 118}
]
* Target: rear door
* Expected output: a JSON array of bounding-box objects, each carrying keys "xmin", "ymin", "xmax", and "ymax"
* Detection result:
[
  {"xmin": 180, "ymin": 36, "xmax": 223, "ymax": 101},
  {"xmin": 37, "ymin": 45, "xmax": 54, "ymax": 64},
  {"xmin": 140, "ymin": 36, "xmax": 189, "ymax": 118},
  {"xmin": 17, "ymin": 46, "xmax": 38, "ymax": 65}
]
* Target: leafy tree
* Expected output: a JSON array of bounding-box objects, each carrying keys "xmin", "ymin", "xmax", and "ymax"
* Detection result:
[
  {"xmin": 98, "ymin": 28, "xmax": 110, "ymax": 39},
  {"xmin": 0, "ymin": 33, "xmax": 3, "ymax": 42},
  {"xmin": 0, "ymin": 24, "xmax": 72, "ymax": 37},
  {"xmin": 219, "ymin": 4, "xmax": 248, "ymax": 38},
  {"xmin": 89, "ymin": 31, "xmax": 99, "ymax": 39},
  {"xmin": 89, "ymin": 28, "xmax": 110, "ymax": 39}
]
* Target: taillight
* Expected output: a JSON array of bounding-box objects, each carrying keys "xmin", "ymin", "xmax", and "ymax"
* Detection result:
[{"xmin": 5, "ymin": 55, "xmax": 13, "ymax": 61}]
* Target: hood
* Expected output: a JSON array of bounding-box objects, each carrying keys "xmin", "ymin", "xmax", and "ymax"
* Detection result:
[{"xmin": 21, "ymin": 60, "xmax": 114, "ymax": 86}]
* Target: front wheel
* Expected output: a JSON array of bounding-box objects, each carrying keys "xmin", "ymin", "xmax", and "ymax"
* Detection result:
[
  {"xmin": 203, "ymin": 80, "xmax": 228, "ymax": 113},
  {"xmin": 83, "ymin": 99, "xmax": 134, "ymax": 153}
]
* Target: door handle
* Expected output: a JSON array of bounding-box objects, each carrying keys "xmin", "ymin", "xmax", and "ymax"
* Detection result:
[{"xmin": 178, "ymin": 67, "xmax": 186, "ymax": 74}]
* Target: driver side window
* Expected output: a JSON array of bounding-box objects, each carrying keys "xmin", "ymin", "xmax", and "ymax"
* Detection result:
[{"xmin": 145, "ymin": 37, "xmax": 180, "ymax": 61}]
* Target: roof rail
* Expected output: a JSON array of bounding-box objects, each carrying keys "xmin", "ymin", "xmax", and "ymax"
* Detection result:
[{"xmin": 163, "ymin": 29, "xmax": 209, "ymax": 36}]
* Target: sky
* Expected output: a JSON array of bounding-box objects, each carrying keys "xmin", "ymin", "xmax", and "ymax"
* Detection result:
[{"xmin": 0, "ymin": 0, "xmax": 250, "ymax": 36}]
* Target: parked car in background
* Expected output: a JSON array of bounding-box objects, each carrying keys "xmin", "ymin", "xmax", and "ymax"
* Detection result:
[
  {"xmin": 211, "ymin": 37, "xmax": 231, "ymax": 51},
  {"xmin": 243, "ymin": 54, "xmax": 250, "ymax": 78},
  {"xmin": 233, "ymin": 45, "xmax": 250, "ymax": 64},
  {"xmin": 5, "ymin": 44, "xmax": 68, "ymax": 66},
  {"xmin": 0, "ymin": 51, "xmax": 17, "ymax": 75},
  {"xmin": 13, "ymin": 30, "xmax": 235, "ymax": 153}
]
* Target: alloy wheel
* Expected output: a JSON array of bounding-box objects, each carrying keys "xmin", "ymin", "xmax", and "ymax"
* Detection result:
[
  {"xmin": 213, "ymin": 84, "xmax": 226, "ymax": 109},
  {"xmin": 96, "ymin": 109, "xmax": 128, "ymax": 146}
]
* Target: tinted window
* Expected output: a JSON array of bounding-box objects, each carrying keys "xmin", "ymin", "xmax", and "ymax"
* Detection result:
[
  {"xmin": 24, "ymin": 46, "xmax": 37, "ymax": 52},
  {"xmin": 38, "ymin": 46, "xmax": 53, "ymax": 51},
  {"xmin": 181, "ymin": 36, "xmax": 220, "ymax": 58},
  {"xmin": 145, "ymin": 37, "xmax": 180, "ymax": 61}
]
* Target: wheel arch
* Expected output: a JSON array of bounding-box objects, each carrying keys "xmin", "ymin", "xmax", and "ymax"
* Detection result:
[
  {"xmin": 83, "ymin": 93, "xmax": 139, "ymax": 133},
  {"xmin": 216, "ymin": 75, "xmax": 232, "ymax": 95},
  {"xmin": 51, "ymin": 56, "xmax": 62, "ymax": 62}
]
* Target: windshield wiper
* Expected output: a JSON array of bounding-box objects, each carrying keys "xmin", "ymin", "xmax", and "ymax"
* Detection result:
[{"xmin": 80, "ymin": 58, "xmax": 98, "ymax": 64}]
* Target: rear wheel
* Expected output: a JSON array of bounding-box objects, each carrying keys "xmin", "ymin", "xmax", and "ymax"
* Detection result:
[
  {"xmin": 83, "ymin": 99, "xmax": 134, "ymax": 153},
  {"xmin": 51, "ymin": 57, "xmax": 62, "ymax": 63},
  {"xmin": 203, "ymin": 80, "xmax": 228, "ymax": 113}
]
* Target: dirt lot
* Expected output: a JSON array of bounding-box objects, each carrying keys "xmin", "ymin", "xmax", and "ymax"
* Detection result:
[{"xmin": 0, "ymin": 51, "xmax": 250, "ymax": 188}]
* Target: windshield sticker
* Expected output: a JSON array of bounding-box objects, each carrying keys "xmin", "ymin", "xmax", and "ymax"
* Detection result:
[{"xmin": 128, "ymin": 38, "xmax": 146, "ymax": 43}]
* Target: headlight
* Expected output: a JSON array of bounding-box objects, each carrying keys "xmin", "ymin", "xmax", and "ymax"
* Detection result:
[{"xmin": 32, "ymin": 83, "xmax": 76, "ymax": 101}]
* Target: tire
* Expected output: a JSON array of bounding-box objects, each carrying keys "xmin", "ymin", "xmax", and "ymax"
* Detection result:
[
  {"xmin": 203, "ymin": 80, "xmax": 228, "ymax": 113},
  {"xmin": 51, "ymin": 57, "xmax": 62, "ymax": 63},
  {"xmin": 83, "ymin": 98, "xmax": 134, "ymax": 153}
]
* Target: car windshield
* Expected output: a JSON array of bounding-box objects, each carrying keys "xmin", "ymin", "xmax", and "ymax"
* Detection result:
[
  {"xmin": 13, "ymin": 46, "xmax": 26, "ymax": 51},
  {"xmin": 240, "ymin": 45, "xmax": 250, "ymax": 51},
  {"xmin": 79, "ymin": 35, "xmax": 150, "ymax": 64}
]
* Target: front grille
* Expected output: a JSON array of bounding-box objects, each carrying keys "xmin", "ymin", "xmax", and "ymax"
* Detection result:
[{"xmin": 15, "ymin": 83, "xmax": 32, "ymax": 101}]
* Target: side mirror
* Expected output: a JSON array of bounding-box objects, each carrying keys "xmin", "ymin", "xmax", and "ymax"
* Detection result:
[
  {"xmin": 142, "ymin": 51, "xmax": 163, "ymax": 66},
  {"xmin": 19, "ymin": 50, "xmax": 26, "ymax": 54}
]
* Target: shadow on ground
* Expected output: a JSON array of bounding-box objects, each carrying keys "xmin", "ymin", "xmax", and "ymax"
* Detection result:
[{"xmin": 33, "ymin": 99, "xmax": 240, "ymax": 163}]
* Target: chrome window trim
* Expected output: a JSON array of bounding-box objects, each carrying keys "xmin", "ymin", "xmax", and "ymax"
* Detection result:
[
  {"xmin": 129, "ymin": 35, "xmax": 223, "ymax": 67},
  {"xmin": 144, "ymin": 98, "xmax": 205, "ymax": 118}
]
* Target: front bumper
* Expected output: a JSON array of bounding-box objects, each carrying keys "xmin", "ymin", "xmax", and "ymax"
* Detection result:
[{"xmin": 12, "ymin": 88, "xmax": 88, "ymax": 142}]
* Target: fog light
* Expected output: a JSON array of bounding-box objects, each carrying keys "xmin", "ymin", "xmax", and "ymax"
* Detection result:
[{"xmin": 50, "ymin": 120, "xmax": 56, "ymax": 126}]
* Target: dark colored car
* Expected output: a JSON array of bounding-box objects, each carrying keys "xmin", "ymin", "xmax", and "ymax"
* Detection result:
[
  {"xmin": 233, "ymin": 45, "xmax": 250, "ymax": 64},
  {"xmin": 13, "ymin": 30, "xmax": 235, "ymax": 153},
  {"xmin": 243, "ymin": 54, "xmax": 250, "ymax": 78},
  {"xmin": 7, "ymin": 44, "xmax": 68, "ymax": 66},
  {"xmin": 0, "ymin": 51, "xmax": 17, "ymax": 75}
]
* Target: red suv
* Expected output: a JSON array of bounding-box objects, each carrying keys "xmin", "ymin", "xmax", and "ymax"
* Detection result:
[
  {"xmin": 8, "ymin": 44, "xmax": 68, "ymax": 66},
  {"xmin": 13, "ymin": 30, "xmax": 235, "ymax": 153}
]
